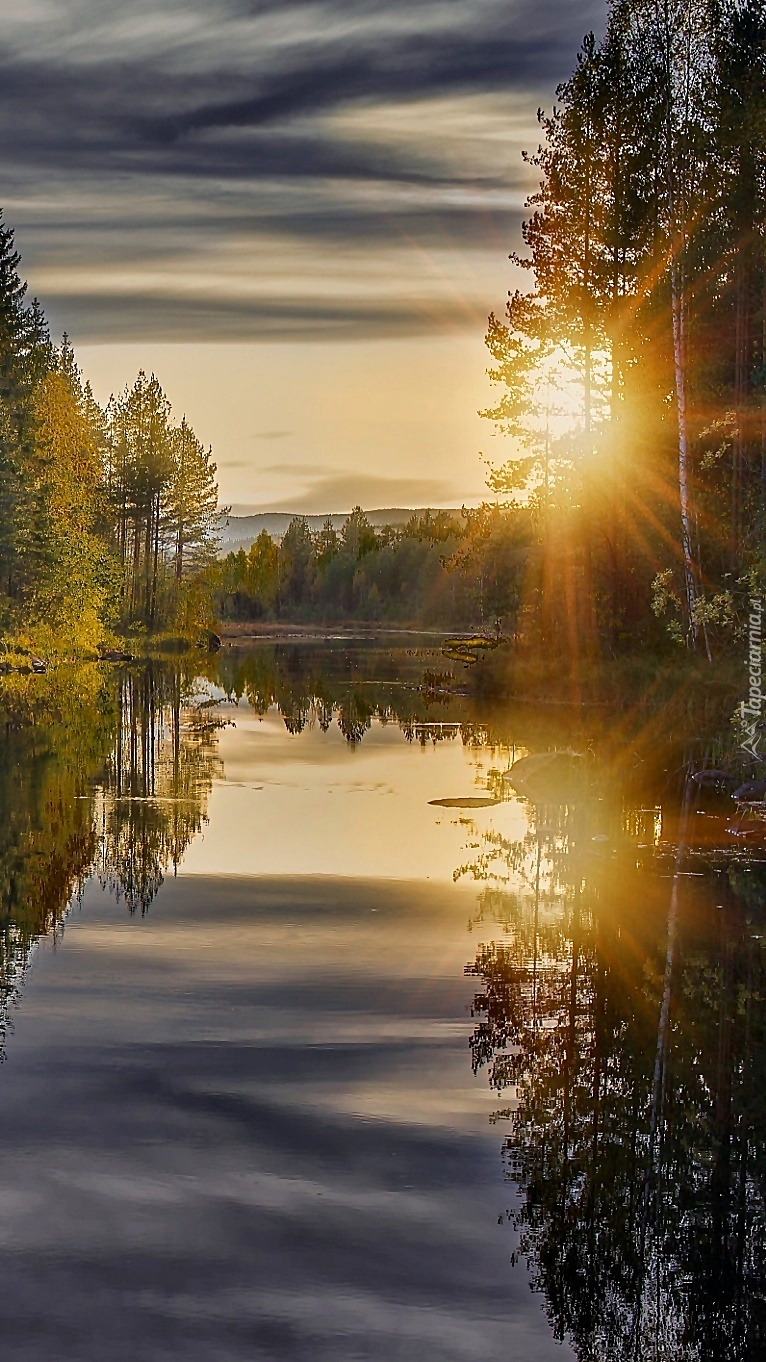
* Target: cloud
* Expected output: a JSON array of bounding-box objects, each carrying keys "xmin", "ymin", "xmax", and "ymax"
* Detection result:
[
  {"xmin": 256, "ymin": 467, "xmax": 462, "ymax": 512},
  {"xmin": 0, "ymin": 0, "xmax": 606, "ymax": 341},
  {"xmin": 0, "ymin": 872, "xmax": 557, "ymax": 1361},
  {"xmin": 259, "ymin": 460, "xmax": 318, "ymax": 475},
  {"xmin": 40, "ymin": 287, "xmax": 493, "ymax": 342}
]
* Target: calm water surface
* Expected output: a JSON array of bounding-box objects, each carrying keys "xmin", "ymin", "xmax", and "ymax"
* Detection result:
[{"xmin": 0, "ymin": 640, "xmax": 763, "ymax": 1360}]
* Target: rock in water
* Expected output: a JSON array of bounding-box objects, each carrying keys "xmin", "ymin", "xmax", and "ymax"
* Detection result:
[
  {"xmin": 505, "ymin": 750, "xmax": 585, "ymax": 804},
  {"xmin": 734, "ymin": 779, "xmax": 766, "ymax": 803},
  {"xmin": 30, "ymin": 657, "xmax": 46, "ymax": 673}
]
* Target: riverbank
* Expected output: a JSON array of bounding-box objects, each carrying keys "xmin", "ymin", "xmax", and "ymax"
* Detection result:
[
  {"xmin": 217, "ymin": 620, "xmax": 456, "ymax": 642},
  {"xmin": 0, "ymin": 625, "xmax": 221, "ymax": 671},
  {"xmin": 218, "ymin": 623, "xmax": 744, "ymax": 708}
]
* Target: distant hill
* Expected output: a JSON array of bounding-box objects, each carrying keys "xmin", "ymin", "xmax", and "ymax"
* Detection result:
[{"xmin": 215, "ymin": 508, "xmax": 462, "ymax": 555}]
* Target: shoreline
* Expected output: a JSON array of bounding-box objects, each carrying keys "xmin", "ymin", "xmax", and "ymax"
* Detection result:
[{"xmin": 217, "ymin": 621, "xmax": 457, "ymax": 643}]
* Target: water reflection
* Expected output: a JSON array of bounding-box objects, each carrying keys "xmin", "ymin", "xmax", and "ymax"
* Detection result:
[
  {"xmin": 0, "ymin": 666, "xmax": 114, "ymax": 1049},
  {"xmin": 216, "ymin": 640, "xmax": 487, "ymax": 745},
  {"xmin": 462, "ymin": 770, "xmax": 766, "ymax": 1360},
  {"xmin": 0, "ymin": 640, "xmax": 469, "ymax": 1036},
  {"xmin": 94, "ymin": 667, "xmax": 222, "ymax": 913},
  {"xmin": 0, "ymin": 662, "xmax": 219, "ymax": 1043},
  {"xmin": 1, "ymin": 642, "xmax": 765, "ymax": 1360}
]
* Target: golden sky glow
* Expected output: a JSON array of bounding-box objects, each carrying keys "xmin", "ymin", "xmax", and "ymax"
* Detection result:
[
  {"xmin": 78, "ymin": 336, "xmax": 500, "ymax": 511},
  {"xmin": 0, "ymin": 0, "xmax": 606, "ymax": 511}
]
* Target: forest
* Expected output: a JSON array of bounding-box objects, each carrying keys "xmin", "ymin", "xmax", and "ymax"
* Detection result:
[
  {"xmin": 213, "ymin": 505, "xmax": 530, "ymax": 630},
  {"xmin": 0, "ymin": 0, "xmax": 764, "ymax": 683},
  {"xmin": 215, "ymin": 0, "xmax": 766, "ymax": 681},
  {"xmin": 472, "ymin": 0, "xmax": 766, "ymax": 666},
  {"xmin": 0, "ymin": 214, "xmax": 219, "ymax": 656}
]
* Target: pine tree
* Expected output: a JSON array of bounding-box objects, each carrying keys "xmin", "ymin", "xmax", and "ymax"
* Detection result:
[
  {"xmin": 107, "ymin": 371, "xmax": 174, "ymax": 623},
  {"xmin": 166, "ymin": 418, "xmax": 219, "ymax": 585},
  {"xmin": 0, "ymin": 213, "xmax": 54, "ymax": 612}
]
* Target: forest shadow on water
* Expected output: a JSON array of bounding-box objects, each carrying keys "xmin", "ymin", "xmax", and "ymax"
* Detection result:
[{"xmin": 0, "ymin": 640, "xmax": 764, "ymax": 1360}]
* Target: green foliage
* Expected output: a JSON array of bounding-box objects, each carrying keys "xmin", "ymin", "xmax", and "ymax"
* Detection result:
[
  {"xmin": 480, "ymin": 0, "xmax": 766, "ymax": 662},
  {"xmin": 0, "ymin": 212, "xmax": 56, "ymax": 616},
  {"xmin": 104, "ymin": 372, "xmax": 219, "ymax": 633},
  {"xmin": 0, "ymin": 220, "xmax": 220, "ymax": 652},
  {"xmin": 213, "ymin": 507, "xmax": 522, "ymax": 629}
]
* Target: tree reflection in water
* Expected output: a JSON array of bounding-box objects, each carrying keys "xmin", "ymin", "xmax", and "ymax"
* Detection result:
[
  {"xmin": 94, "ymin": 666, "xmax": 221, "ymax": 914},
  {"xmin": 0, "ymin": 662, "xmax": 220, "ymax": 1046},
  {"xmin": 462, "ymin": 774, "xmax": 766, "ymax": 1361},
  {"xmin": 0, "ymin": 666, "xmax": 114, "ymax": 1050},
  {"xmin": 216, "ymin": 641, "xmax": 474, "ymax": 746},
  {"xmin": 2, "ymin": 642, "xmax": 763, "ymax": 1359},
  {"xmin": 0, "ymin": 640, "xmax": 472, "ymax": 1051},
  {"xmin": 216, "ymin": 643, "xmax": 766, "ymax": 1355}
]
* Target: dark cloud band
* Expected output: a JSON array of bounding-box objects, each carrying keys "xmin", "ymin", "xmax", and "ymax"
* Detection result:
[
  {"xmin": 0, "ymin": 0, "xmax": 605, "ymax": 341},
  {"xmin": 41, "ymin": 289, "xmax": 491, "ymax": 343}
]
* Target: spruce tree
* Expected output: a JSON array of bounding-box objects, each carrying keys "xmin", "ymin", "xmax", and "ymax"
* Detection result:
[{"xmin": 0, "ymin": 213, "xmax": 54, "ymax": 610}]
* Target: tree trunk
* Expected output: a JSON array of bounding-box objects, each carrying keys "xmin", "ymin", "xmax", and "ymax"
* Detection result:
[
  {"xmin": 670, "ymin": 261, "xmax": 699, "ymax": 641},
  {"xmin": 150, "ymin": 491, "xmax": 161, "ymax": 628},
  {"xmin": 732, "ymin": 253, "xmax": 749, "ymax": 565},
  {"xmin": 761, "ymin": 271, "xmax": 766, "ymax": 514},
  {"xmin": 175, "ymin": 424, "xmax": 187, "ymax": 584},
  {"xmin": 131, "ymin": 509, "xmax": 142, "ymax": 615},
  {"xmin": 144, "ymin": 495, "xmax": 153, "ymax": 624},
  {"xmin": 581, "ymin": 74, "xmax": 597, "ymax": 655}
]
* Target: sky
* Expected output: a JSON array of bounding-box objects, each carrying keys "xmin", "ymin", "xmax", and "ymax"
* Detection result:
[{"xmin": 0, "ymin": 0, "xmax": 605, "ymax": 511}]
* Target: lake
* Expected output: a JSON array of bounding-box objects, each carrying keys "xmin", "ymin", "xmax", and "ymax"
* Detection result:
[{"xmin": 0, "ymin": 638, "xmax": 763, "ymax": 1361}]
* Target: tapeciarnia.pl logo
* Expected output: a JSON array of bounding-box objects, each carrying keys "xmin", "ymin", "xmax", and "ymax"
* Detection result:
[{"xmin": 741, "ymin": 596, "xmax": 764, "ymax": 761}]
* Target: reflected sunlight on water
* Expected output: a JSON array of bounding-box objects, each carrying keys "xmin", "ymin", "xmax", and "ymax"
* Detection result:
[
  {"xmin": 181, "ymin": 704, "xmax": 529, "ymax": 881},
  {"xmin": 0, "ymin": 641, "xmax": 764, "ymax": 1361}
]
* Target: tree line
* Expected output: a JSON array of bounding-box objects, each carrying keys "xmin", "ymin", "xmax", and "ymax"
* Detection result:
[
  {"xmin": 214, "ymin": 505, "xmax": 530, "ymax": 630},
  {"xmin": 217, "ymin": 0, "xmax": 766, "ymax": 662},
  {"xmin": 0, "ymin": 214, "xmax": 219, "ymax": 652},
  {"xmin": 480, "ymin": 0, "xmax": 766, "ymax": 661},
  {"xmin": 4, "ymin": 0, "xmax": 765, "ymax": 662}
]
